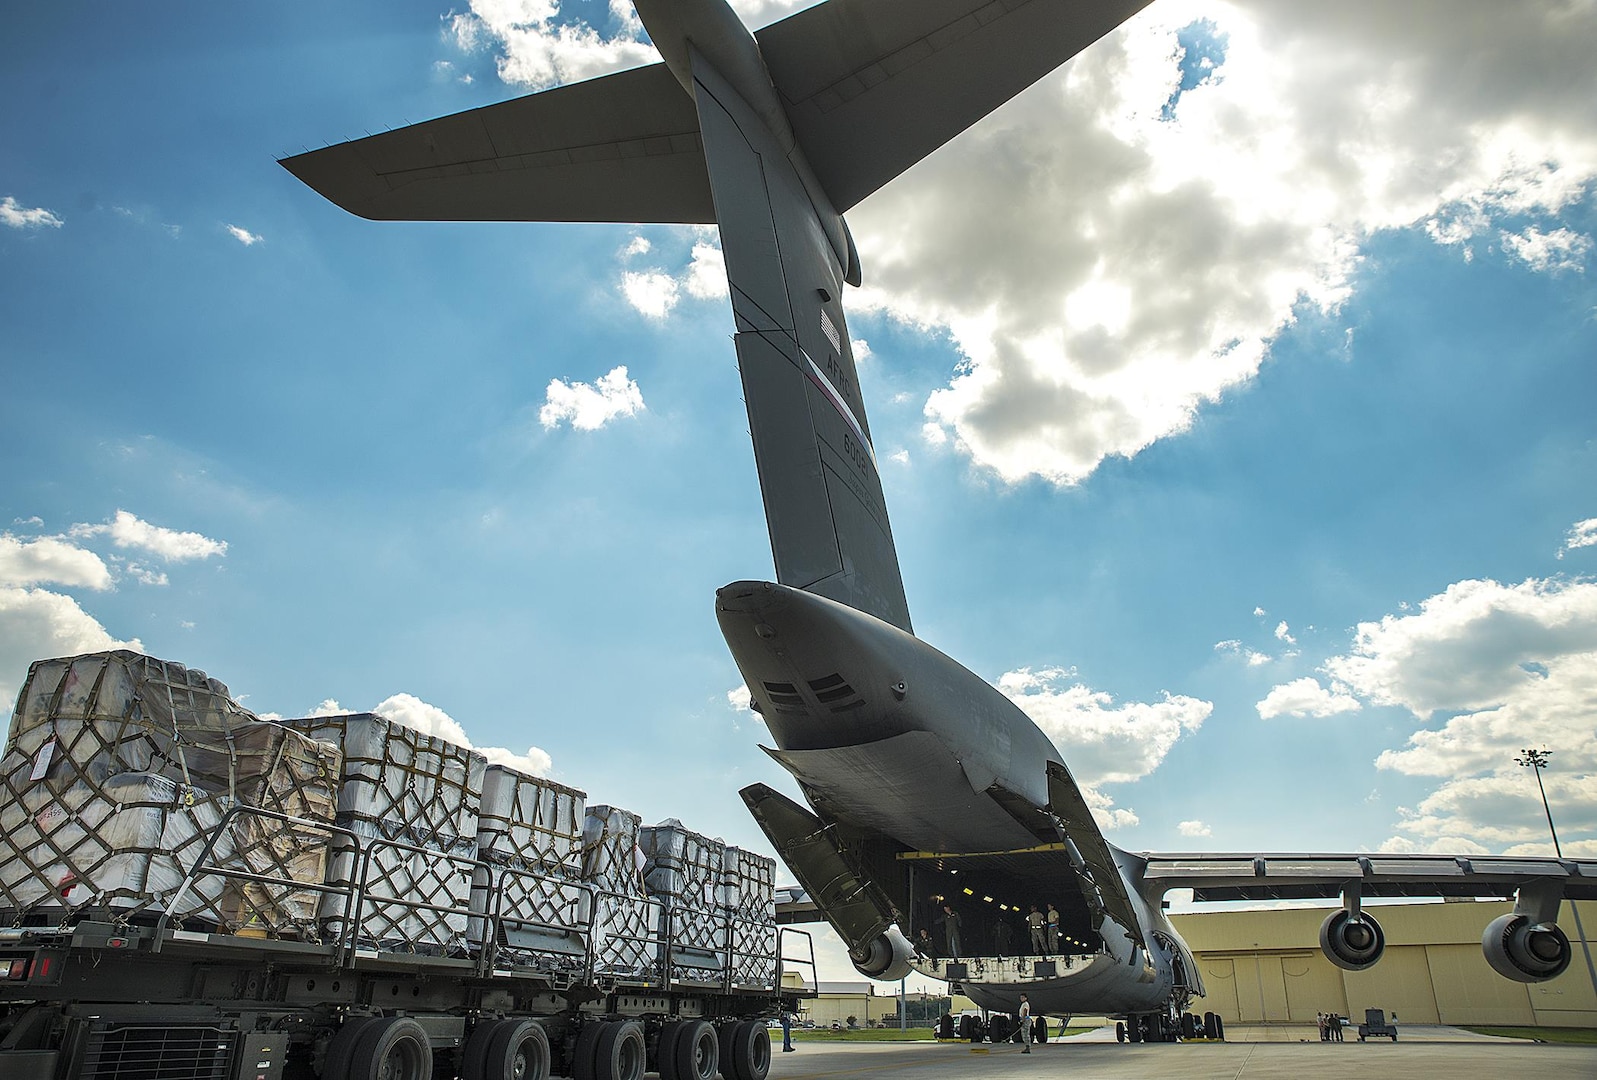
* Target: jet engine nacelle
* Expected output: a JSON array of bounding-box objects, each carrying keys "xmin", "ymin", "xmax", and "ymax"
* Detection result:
[
  {"xmin": 1319, "ymin": 909, "xmax": 1385, "ymax": 971},
  {"xmin": 1482, "ymin": 913, "xmax": 1572, "ymax": 983},
  {"xmin": 851, "ymin": 926, "xmax": 915, "ymax": 983}
]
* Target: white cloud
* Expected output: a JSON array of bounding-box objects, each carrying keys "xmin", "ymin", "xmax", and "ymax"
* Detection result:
[
  {"xmin": 1560, "ymin": 517, "xmax": 1597, "ymax": 558},
  {"xmin": 446, "ymin": 0, "xmax": 809, "ymax": 90},
  {"xmin": 306, "ymin": 698, "xmax": 345, "ymax": 717},
  {"xmin": 835, "ymin": 0, "xmax": 1597, "ymax": 485},
  {"xmin": 1324, "ymin": 577, "xmax": 1597, "ymax": 718},
  {"xmin": 0, "ymin": 534, "xmax": 113, "ymax": 591},
  {"xmin": 539, "ymin": 365, "xmax": 645, "ymax": 430},
  {"xmin": 226, "ymin": 224, "xmax": 263, "ymax": 246},
  {"xmin": 620, "ymin": 269, "xmax": 680, "ymax": 318},
  {"xmin": 0, "ymin": 196, "xmax": 63, "ymax": 229},
  {"xmin": 622, "ymin": 235, "xmax": 652, "ymax": 258},
  {"xmin": 681, "ymin": 241, "xmax": 727, "ymax": 300},
  {"xmin": 373, "ymin": 692, "xmax": 554, "ymax": 776},
  {"xmin": 1214, "ymin": 638, "xmax": 1270, "ymax": 665},
  {"xmin": 888, "ymin": 449, "xmax": 910, "ymax": 466},
  {"xmin": 1253, "ymin": 606, "xmax": 1267, "ymax": 617},
  {"xmin": 1274, "ymin": 620, "xmax": 1296, "ymax": 645},
  {"xmin": 1500, "ymin": 225, "xmax": 1591, "ymax": 273},
  {"xmin": 997, "ymin": 667, "xmax": 1210, "ymax": 827},
  {"xmin": 1291, "ymin": 575, "xmax": 1597, "ymax": 855},
  {"xmin": 71, "ymin": 510, "xmax": 227, "ymax": 562},
  {"xmin": 1177, "ymin": 819, "xmax": 1212, "ymax": 837},
  {"xmin": 851, "ymin": 339, "xmax": 873, "ymax": 363},
  {"xmin": 1256, "ymin": 676, "xmax": 1362, "ymax": 719},
  {"xmin": 0, "ymin": 587, "xmax": 140, "ymax": 712},
  {"xmin": 726, "ymin": 683, "xmax": 753, "ymax": 712}
]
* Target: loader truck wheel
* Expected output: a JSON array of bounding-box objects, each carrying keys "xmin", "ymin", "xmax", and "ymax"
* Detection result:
[
  {"xmin": 323, "ymin": 1017, "xmax": 377, "ymax": 1079},
  {"xmin": 674, "ymin": 1020, "xmax": 719, "ymax": 1080},
  {"xmin": 462, "ymin": 1019, "xmax": 498, "ymax": 1080},
  {"xmin": 572, "ymin": 1021, "xmax": 605, "ymax": 1080},
  {"xmin": 721, "ymin": 1020, "xmax": 769, "ymax": 1080},
  {"xmin": 348, "ymin": 1017, "xmax": 432, "ymax": 1080},
  {"xmin": 484, "ymin": 1019, "xmax": 549, "ymax": 1080},
  {"xmin": 657, "ymin": 1021, "xmax": 686, "ymax": 1080},
  {"xmin": 595, "ymin": 1020, "xmax": 646, "ymax": 1080}
]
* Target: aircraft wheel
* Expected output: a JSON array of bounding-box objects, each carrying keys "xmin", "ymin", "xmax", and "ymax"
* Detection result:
[
  {"xmin": 594, "ymin": 1020, "xmax": 645, "ymax": 1080},
  {"xmin": 483, "ymin": 1019, "xmax": 549, "ymax": 1080},
  {"xmin": 1127, "ymin": 1017, "xmax": 1142, "ymax": 1043},
  {"xmin": 571, "ymin": 1020, "xmax": 605, "ymax": 1080},
  {"xmin": 1180, "ymin": 1012, "xmax": 1196, "ymax": 1039},
  {"xmin": 1202, "ymin": 1012, "xmax": 1216, "ymax": 1039},
  {"xmin": 1212, "ymin": 1015, "xmax": 1225, "ymax": 1041},
  {"xmin": 673, "ymin": 1020, "xmax": 718, "ymax": 1080},
  {"xmin": 657, "ymin": 1021, "xmax": 686, "ymax": 1080},
  {"xmin": 347, "ymin": 1017, "xmax": 432, "ymax": 1080},
  {"xmin": 1115, "ymin": 1021, "xmax": 1126, "ymax": 1043}
]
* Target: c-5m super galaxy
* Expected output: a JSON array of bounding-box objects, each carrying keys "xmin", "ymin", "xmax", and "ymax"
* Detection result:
[{"xmin": 285, "ymin": 0, "xmax": 1597, "ymax": 1039}]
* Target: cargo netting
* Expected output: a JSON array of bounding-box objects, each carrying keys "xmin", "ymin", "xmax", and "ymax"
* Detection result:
[
  {"xmin": 283, "ymin": 714, "xmax": 485, "ymax": 954},
  {"xmin": 0, "ymin": 652, "xmax": 339, "ymax": 936}
]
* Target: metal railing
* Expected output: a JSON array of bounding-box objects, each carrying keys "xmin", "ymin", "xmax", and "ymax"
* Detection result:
[{"xmin": 150, "ymin": 806, "xmax": 787, "ymax": 994}]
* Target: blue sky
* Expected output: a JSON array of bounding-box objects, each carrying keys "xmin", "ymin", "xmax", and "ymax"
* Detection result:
[{"xmin": 4, "ymin": 1, "xmax": 1596, "ymax": 984}]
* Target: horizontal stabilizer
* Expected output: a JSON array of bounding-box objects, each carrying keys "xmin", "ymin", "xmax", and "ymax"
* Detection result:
[
  {"xmin": 758, "ymin": 0, "xmax": 1156, "ymax": 211},
  {"xmin": 280, "ymin": 62, "xmax": 714, "ymax": 223}
]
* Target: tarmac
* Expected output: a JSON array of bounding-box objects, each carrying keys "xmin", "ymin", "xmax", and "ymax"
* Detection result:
[{"xmin": 769, "ymin": 1026, "xmax": 1597, "ymax": 1079}]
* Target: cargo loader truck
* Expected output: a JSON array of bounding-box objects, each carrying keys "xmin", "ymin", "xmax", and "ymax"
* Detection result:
[{"xmin": 0, "ymin": 651, "xmax": 813, "ymax": 1080}]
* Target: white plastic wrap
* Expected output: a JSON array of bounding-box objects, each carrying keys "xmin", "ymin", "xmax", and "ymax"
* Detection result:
[
  {"xmin": 0, "ymin": 651, "xmax": 339, "ymax": 935},
  {"xmin": 284, "ymin": 713, "xmax": 487, "ymax": 952},
  {"xmin": 477, "ymin": 764, "xmax": 584, "ymax": 872},
  {"xmin": 580, "ymin": 805, "xmax": 646, "ymax": 898}
]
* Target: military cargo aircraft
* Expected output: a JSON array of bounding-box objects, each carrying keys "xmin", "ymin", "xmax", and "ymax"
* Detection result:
[{"xmin": 284, "ymin": 0, "xmax": 1596, "ymax": 1037}]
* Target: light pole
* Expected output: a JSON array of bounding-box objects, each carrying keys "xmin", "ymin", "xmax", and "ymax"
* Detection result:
[{"xmin": 1515, "ymin": 748, "xmax": 1597, "ymax": 998}]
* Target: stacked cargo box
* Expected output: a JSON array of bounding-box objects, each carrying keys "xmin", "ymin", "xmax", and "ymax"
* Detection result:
[
  {"xmin": 282, "ymin": 713, "xmax": 485, "ymax": 954},
  {"xmin": 469, "ymin": 764, "xmax": 589, "ymax": 972},
  {"xmin": 0, "ymin": 651, "xmax": 340, "ymax": 936},
  {"xmin": 639, "ymin": 819, "xmax": 728, "ymax": 985},
  {"xmin": 721, "ymin": 847, "xmax": 778, "ymax": 989},
  {"xmin": 580, "ymin": 805, "xmax": 661, "ymax": 979}
]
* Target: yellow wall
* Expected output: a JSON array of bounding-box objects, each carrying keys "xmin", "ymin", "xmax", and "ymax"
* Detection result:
[{"xmin": 1170, "ymin": 898, "xmax": 1596, "ymax": 1028}]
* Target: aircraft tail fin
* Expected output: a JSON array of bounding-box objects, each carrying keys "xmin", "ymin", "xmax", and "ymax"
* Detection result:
[{"xmin": 694, "ymin": 48, "xmax": 913, "ymax": 630}]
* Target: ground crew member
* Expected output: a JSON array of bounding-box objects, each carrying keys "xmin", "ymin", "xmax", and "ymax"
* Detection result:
[{"xmin": 1019, "ymin": 994, "xmax": 1032, "ymax": 1053}]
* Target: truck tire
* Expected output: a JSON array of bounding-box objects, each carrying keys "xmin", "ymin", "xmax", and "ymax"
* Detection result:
[
  {"xmin": 595, "ymin": 1020, "xmax": 645, "ymax": 1080},
  {"xmin": 721, "ymin": 1021, "xmax": 768, "ymax": 1080},
  {"xmin": 348, "ymin": 1017, "xmax": 432, "ymax": 1080},
  {"xmin": 657, "ymin": 1021, "xmax": 686, "ymax": 1080},
  {"xmin": 674, "ymin": 1020, "xmax": 718, "ymax": 1080},
  {"xmin": 322, "ymin": 1017, "xmax": 377, "ymax": 1079},
  {"xmin": 485, "ymin": 1019, "xmax": 549, "ymax": 1080},
  {"xmin": 572, "ymin": 1021, "xmax": 604, "ymax": 1080},
  {"xmin": 461, "ymin": 1020, "xmax": 499, "ymax": 1080},
  {"xmin": 1115, "ymin": 1021, "xmax": 1126, "ymax": 1043}
]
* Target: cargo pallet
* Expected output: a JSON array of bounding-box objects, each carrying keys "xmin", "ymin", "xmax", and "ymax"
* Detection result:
[{"xmin": 0, "ymin": 806, "xmax": 816, "ymax": 1080}]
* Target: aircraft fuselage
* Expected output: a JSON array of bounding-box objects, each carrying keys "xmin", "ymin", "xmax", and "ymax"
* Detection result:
[{"xmin": 717, "ymin": 580, "xmax": 1198, "ymax": 1017}]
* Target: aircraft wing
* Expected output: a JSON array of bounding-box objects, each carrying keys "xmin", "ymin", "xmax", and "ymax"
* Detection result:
[
  {"xmin": 756, "ymin": 0, "xmax": 1156, "ymax": 212},
  {"xmin": 1140, "ymin": 851, "xmax": 1597, "ymax": 902},
  {"xmin": 279, "ymin": 62, "xmax": 713, "ymax": 224}
]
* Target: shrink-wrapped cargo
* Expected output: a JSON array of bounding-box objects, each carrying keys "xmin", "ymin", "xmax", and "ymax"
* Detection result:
[
  {"xmin": 720, "ymin": 846, "xmax": 777, "ymax": 916},
  {"xmin": 721, "ymin": 847, "xmax": 778, "ymax": 988},
  {"xmin": 283, "ymin": 713, "xmax": 485, "ymax": 953},
  {"xmin": 466, "ymin": 763, "xmax": 588, "ymax": 970},
  {"xmin": 0, "ymin": 651, "xmax": 339, "ymax": 935},
  {"xmin": 590, "ymin": 893, "xmax": 663, "ymax": 979},
  {"xmin": 640, "ymin": 819, "xmax": 728, "ymax": 984},
  {"xmin": 477, "ymin": 764, "xmax": 584, "ymax": 872},
  {"xmin": 580, "ymin": 805, "xmax": 645, "ymax": 898}
]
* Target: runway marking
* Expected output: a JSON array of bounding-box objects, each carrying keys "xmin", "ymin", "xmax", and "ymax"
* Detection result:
[{"xmin": 1230, "ymin": 1042, "xmax": 1258, "ymax": 1079}]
